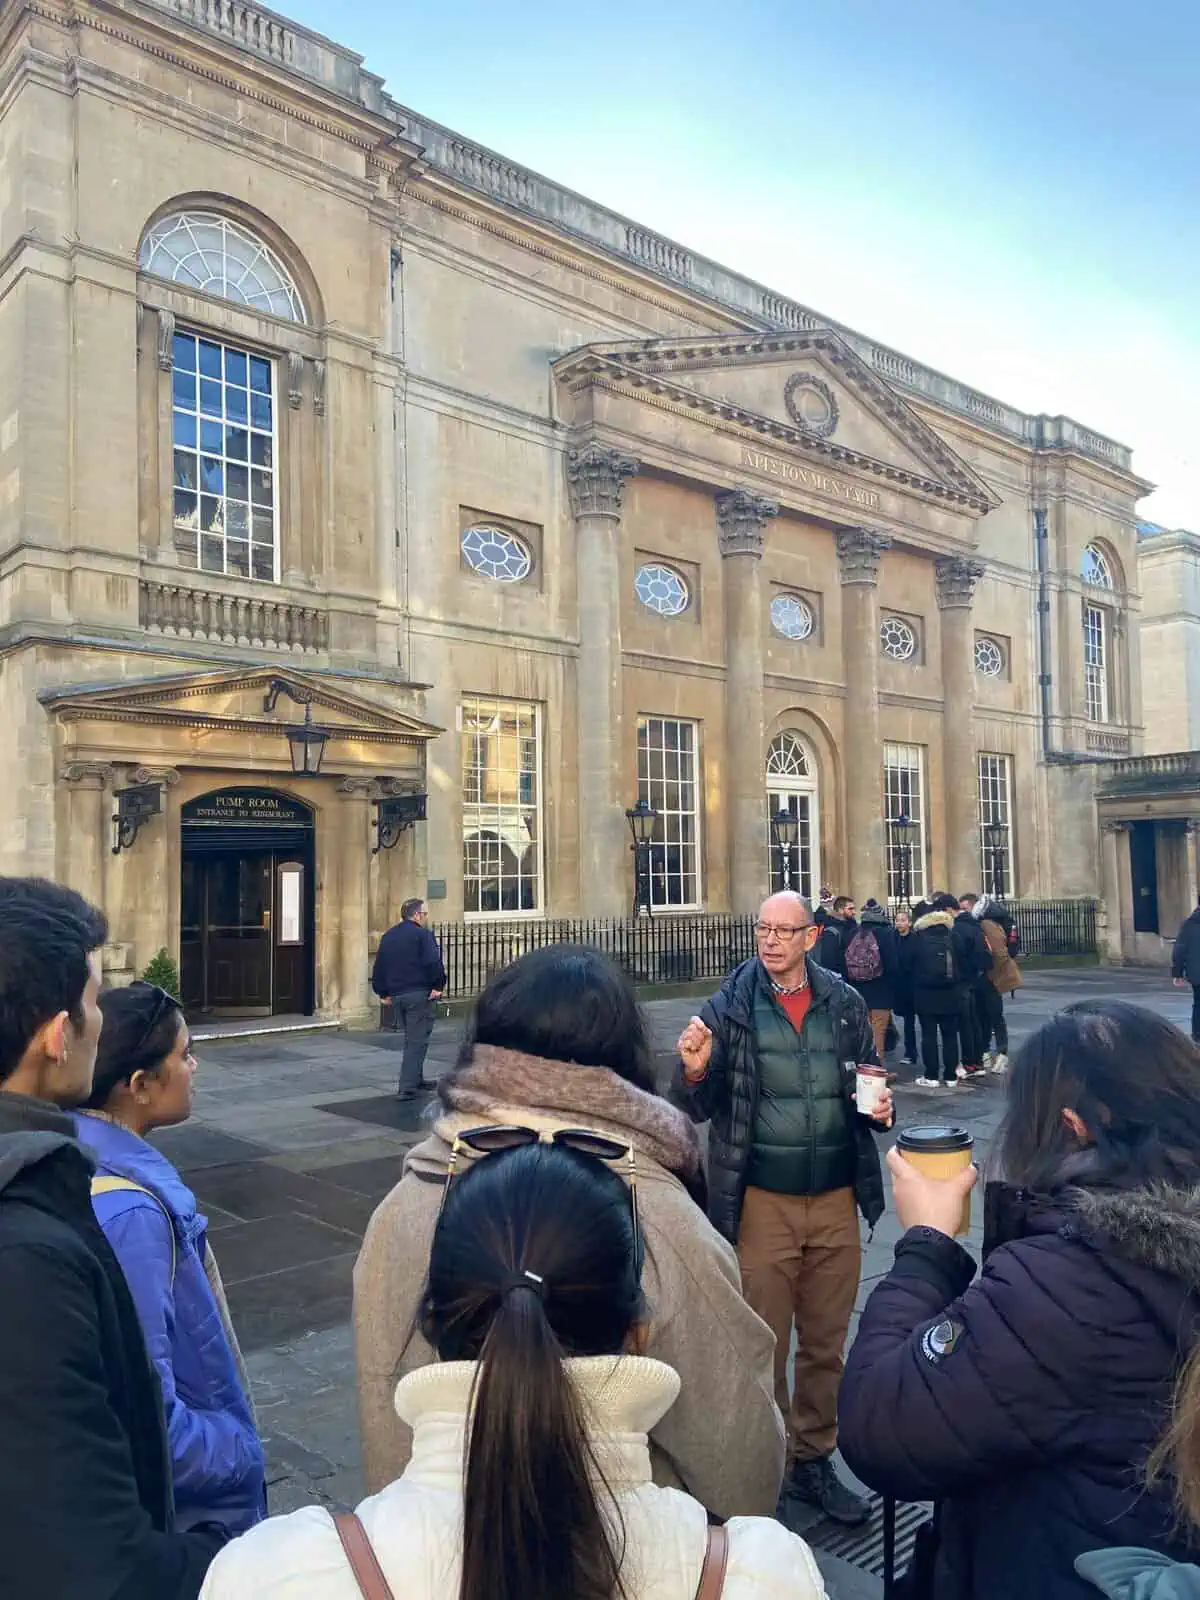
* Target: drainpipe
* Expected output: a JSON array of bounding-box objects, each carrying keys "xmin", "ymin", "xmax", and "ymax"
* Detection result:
[{"xmin": 1034, "ymin": 507, "xmax": 1057, "ymax": 761}]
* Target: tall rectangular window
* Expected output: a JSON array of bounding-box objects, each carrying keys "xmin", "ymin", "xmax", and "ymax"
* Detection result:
[
  {"xmin": 171, "ymin": 331, "xmax": 278, "ymax": 581},
  {"xmin": 637, "ymin": 717, "xmax": 701, "ymax": 909},
  {"xmin": 978, "ymin": 753, "xmax": 1015, "ymax": 898},
  {"xmin": 1084, "ymin": 603, "xmax": 1109, "ymax": 723},
  {"xmin": 461, "ymin": 698, "xmax": 542, "ymax": 916},
  {"xmin": 883, "ymin": 742, "xmax": 927, "ymax": 902}
]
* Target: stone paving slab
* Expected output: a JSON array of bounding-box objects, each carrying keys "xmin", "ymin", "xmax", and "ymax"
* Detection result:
[{"xmin": 180, "ymin": 966, "xmax": 1190, "ymax": 1583}]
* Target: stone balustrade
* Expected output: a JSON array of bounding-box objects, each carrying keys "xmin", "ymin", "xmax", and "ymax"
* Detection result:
[
  {"xmin": 1097, "ymin": 749, "xmax": 1200, "ymax": 795},
  {"xmin": 1086, "ymin": 728, "xmax": 1132, "ymax": 755},
  {"xmin": 139, "ymin": 579, "xmax": 328, "ymax": 654}
]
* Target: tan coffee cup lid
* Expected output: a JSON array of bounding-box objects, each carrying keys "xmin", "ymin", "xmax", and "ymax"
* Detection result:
[{"xmin": 896, "ymin": 1124, "xmax": 973, "ymax": 1153}]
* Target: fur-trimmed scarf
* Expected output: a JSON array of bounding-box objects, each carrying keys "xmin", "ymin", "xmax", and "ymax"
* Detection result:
[{"xmin": 436, "ymin": 1044, "xmax": 701, "ymax": 1183}]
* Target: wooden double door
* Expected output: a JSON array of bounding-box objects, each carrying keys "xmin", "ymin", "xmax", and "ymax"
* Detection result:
[{"xmin": 181, "ymin": 850, "xmax": 313, "ymax": 1017}]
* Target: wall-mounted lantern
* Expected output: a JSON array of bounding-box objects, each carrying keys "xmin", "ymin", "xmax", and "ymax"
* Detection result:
[
  {"xmin": 373, "ymin": 792, "xmax": 428, "ymax": 854},
  {"xmin": 263, "ymin": 679, "xmax": 330, "ymax": 775},
  {"xmin": 111, "ymin": 783, "xmax": 162, "ymax": 855}
]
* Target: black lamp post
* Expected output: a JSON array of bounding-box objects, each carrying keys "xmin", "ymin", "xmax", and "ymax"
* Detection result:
[
  {"xmin": 263, "ymin": 680, "xmax": 330, "ymax": 776},
  {"xmin": 625, "ymin": 799, "xmax": 659, "ymax": 918},
  {"xmin": 890, "ymin": 814, "xmax": 920, "ymax": 906},
  {"xmin": 770, "ymin": 807, "xmax": 801, "ymax": 891},
  {"xmin": 983, "ymin": 822, "xmax": 1008, "ymax": 899}
]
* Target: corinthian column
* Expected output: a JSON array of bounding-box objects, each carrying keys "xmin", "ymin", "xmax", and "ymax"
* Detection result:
[
  {"xmin": 567, "ymin": 445, "xmax": 639, "ymax": 917},
  {"xmin": 717, "ymin": 489, "xmax": 778, "ymax": 914},
  {"xmin": 837, "ymin": 528, "xmax": 891, "ymax": 900},
  {"xmin": 936, "ymin": 556, "xmax": 986, "ymax": 892}
]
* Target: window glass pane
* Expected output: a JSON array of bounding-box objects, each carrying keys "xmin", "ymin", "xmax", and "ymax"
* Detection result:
[
  {"xmin": 636, "ymin": 716, "xmax": 702, "ymax": 908},
  {"xmin": 140, "ymin": 212, "xmax": 307, "ymax": 323},
  {"xmin": 461, "ymin": 697, "xmax": 543, "ymax": 916},
  {"xmin": 882, "ymin": 742, "xmax": 926, "ymax": 902},
  {"xmin": 169, "ymin": 332, "xmax": 278, "ymax": 582},
  {"xmin": 977, "ymin": 754, "xmax": 1015, "ymax": 898},
  {"xmin": 173, "ymin": 332, "xmax": 197, "ymax": 369}
]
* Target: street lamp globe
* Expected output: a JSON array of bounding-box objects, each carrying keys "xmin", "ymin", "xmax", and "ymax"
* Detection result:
[
  {"xmin": 625, "ymin": 799, "xmax": 659, "ymax": 845},
  {"xmin": 771, "ymin": 808, "xmax": 800, "ymax": 850}
]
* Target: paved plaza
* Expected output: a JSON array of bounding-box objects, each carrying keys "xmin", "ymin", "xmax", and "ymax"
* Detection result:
[{"xmin": 162, "ymin": 966, "xmax": 1188, "ymax": 1597}]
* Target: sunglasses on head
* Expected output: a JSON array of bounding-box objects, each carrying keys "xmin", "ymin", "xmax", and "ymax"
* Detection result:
[
  {"xmin": 437, "ymin": 1124, "xmax": 640, "ymax": 1261},
  {"xmin": 126, "ymin": 982, "xmax": 178, "ymax": 1060}
]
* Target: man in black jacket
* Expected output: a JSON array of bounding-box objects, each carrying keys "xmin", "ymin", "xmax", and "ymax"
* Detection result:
[
  {"xmin": 816, "ymin": 894, "xmax": 857, "ymax": 978},
  {"xmin": 0, "ymin": 876, "xmax": 223, "ymax": 1599},
  {"xmin": 674, "ymin": 890, "xmax": 893, "ymax": 1526},
  {"xmin": 955, "ymin": 893, "xmax": 994, "ymax": 1078},
  {"xmin": 371, "ymin": 898, "xmax": 447, "ymax": 1100},
  {"xmin": 1173, "ymin": 899, "xmax": 1200, "ymax": 1041}
]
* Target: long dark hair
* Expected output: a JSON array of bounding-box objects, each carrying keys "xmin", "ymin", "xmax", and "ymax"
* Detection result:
[
  {"xmin": 456, "ymin": 944, "xmax": 656, "ymax": 1093},
  {"xmin": 84, "ymin": 983, "xmax": 183, "ymax": 1109},
  {"xmin": 994, "ymin": 1000, "xmax": 1200, "ymax": 1190},
  {"xmin": 421, "ymin": 1142, "xmax": 643, "ymax": 1600}
]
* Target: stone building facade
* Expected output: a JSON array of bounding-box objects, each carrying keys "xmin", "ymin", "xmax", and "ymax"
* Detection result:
[{"xmin": 0, "ymin": 0, "xmax": 1156, "ymax": 1015}]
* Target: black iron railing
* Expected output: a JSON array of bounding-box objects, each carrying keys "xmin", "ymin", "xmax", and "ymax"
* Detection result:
[{"xmin": 430, "ymin": 899, "xmax": 1097, "ymax": 998}]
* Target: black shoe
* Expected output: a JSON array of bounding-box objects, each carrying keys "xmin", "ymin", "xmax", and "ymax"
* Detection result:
[
  {"xmin": 395, "ymin": 1088, "xmax": 421, "ymax": 1102},
  {"xmin": 787, "ymin": 1456, "xmax": 871, "ymax": 1527}
]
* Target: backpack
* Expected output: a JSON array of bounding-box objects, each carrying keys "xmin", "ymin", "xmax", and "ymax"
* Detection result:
[
  {"xmin": 844, "ymin": 928, "xmax": 884, "ymax": 983},
  {"xmin": 913, "ymin": 924, "xmax": 958, "ymax": 989}
]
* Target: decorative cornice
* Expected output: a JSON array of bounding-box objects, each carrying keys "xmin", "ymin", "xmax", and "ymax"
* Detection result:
[
  {"xmin": 935, "ymin": 556, "xmax": 986, "ymax": 609},
  {"xmin": 566, "ymin": 445, "xmax": 639, "ymax": 520},
  {"xmin": 714, "ymin": 489, "xmax": 778, "ymax": 558},
  {"xmin": 836, "ymin": 528, "xmax": 891, "ymax": 586}
]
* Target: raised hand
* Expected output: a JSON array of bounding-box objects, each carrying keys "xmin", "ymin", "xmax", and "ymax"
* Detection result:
[{"xmin": 677, "ymin": 1016, "xmax": 713, "ymax": 1083}]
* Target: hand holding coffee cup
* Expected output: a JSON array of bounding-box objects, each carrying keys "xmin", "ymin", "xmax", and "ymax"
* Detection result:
[
  {"xmin": 854, "ymin": 1064, "xmax": 890, "ymax": 1119},
  {"xmin": 889, "ymin": 1126, "xmax": 977, "ymax": 1237}
]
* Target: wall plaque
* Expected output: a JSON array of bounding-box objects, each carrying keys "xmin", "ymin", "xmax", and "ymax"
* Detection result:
[{"xmin": 182, "ymin": 788, "xmax": 313, "ymax": 827}]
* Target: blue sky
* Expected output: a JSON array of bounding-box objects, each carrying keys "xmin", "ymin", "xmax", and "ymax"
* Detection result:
[{"xmin": 280, "ymin": 0, "xmax": 1199, "ymax": 526}]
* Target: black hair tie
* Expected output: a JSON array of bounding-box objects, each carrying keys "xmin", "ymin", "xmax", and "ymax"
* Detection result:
[{"xmin": 500, "ymin": 1268, "xmax": 546, "ymax": 1300}]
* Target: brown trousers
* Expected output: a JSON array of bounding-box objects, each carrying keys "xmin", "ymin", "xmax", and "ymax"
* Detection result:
[
  {"xmin": 736, "ymin": 1184, "xmax": 861, "ymax": 1462},
  {"xmin": 868, "ymin": 1008, "xmax": 891, "ymax": 1061}
]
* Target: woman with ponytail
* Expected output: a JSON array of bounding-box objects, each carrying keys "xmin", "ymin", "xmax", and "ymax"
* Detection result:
[{"xmin": 200, "ymin": 1142, "xmax": 823, "ymax": 1599}]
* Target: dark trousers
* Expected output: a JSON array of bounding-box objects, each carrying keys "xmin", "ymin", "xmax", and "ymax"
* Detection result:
[
  {"xmin": 389, "ymin": 991, "xmax": 435, "ymax": 1090},
  {"xmin": 903, "ymin": 1012, "xmax": 919, "ymax": 1061},
  {"xmin": 960, "ymin": 983, "xmax": 987, "ymax": 1067},
  {"xmin": 979, "ymin": 983, "xmax": 1008, "ymax": 1054},
  {"xmin": 1192, "ymin": 985, "xmax": 1200, "ymax": 1043},
  {"xmin": 918, "ymin": 1013, "xmax": 960, "ymax": 1082}
]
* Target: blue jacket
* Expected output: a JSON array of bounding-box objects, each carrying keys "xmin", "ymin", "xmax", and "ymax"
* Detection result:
[
  {"xmin": 73, "ymin": 1114, "xmax": 266, "ymax": 1536},
  {"xmin": 839, "ymin": 1182, "xmax": 1200, "ymax": 1600},
  {"xmin": 371, "ymin": 919, "xmax": 447, "ymax": 998}
]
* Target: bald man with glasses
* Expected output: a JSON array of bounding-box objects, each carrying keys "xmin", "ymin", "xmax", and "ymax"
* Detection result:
[{"xmin": 675, "ymin": 891, "xmax": 893, "ymax": 1527}]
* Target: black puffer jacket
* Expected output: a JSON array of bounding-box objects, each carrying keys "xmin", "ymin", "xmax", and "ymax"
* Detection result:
[
  {"xmin": 674, "ymin": 957, "xmax": 886, "ymax": 1245},
  {"xmin": 1173, "ymin": 908, "xmax": 1200, "ymax": 983},
  {"xmin": 839, "ymin": 1183, "xmax": 1200, "ymax": 1600}
]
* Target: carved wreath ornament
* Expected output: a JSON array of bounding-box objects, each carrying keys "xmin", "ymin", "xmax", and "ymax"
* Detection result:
[{"xmin": 784, "ymin": 372, "xmax": 839, "ymax": 439}]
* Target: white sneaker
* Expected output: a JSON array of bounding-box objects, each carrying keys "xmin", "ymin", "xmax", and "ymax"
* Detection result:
[
  {"xmin": 991, "ymin": 1053, "xmax": 1009, "ymax": 1073},
  {"xmin": 914, "ymin": 1076, "xmax": 940, "ymax": 1088}
]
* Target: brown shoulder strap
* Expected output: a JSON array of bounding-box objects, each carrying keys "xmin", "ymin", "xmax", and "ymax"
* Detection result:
[
  {"xmin": 696, "ymin": 1523, "xmax": 730, "ymax": 1600},
  {"xmin": 332, "ymin": 1513, "xmax": 396, "ymax": 1600}
]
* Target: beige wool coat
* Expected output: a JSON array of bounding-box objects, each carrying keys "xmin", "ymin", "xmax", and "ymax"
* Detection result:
[{"xmin": 352, "ymin": 1045, "xmax": 787, "ymax": 1520}]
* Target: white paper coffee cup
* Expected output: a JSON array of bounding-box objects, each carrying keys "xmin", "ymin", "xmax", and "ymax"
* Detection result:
[{"xmin": 855, "ymin": 1064, "xmax": 888, "ymax": 1116}]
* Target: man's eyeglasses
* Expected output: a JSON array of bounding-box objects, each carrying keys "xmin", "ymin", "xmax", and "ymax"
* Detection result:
[
  {"xmin": 754, "ymin": 922, "xmax": 815, "ymax": 941},
  {"xmin": 436, "ymin": 1124, "xmax": 639, "ymax": 1261}
]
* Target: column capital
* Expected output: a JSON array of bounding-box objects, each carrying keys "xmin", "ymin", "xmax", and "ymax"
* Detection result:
[
  {"xmin": 935, "ymin": 555, "xmax": 986, "ymax": 609},
  {"xmin": 715, "ymin": 489, "xmax": 778, "ymax": 558},
  {"xmin": 566, "ymin": 445, "xmax": 639, "ymax": 519},
  {"xmin": 836, "ymin": 527, "xmax": 891, "ymax": 586},
  {"xmin": 1102, "ymin": 819, "xmax": 1133, "ymax": 834},
  {"xmin": 60, "ymin": 762, "xmax": 115, "ymax": 790},
  {"xmin": 337, "ymin": 775, "xmax": 380, "ymax": 798},
  {"xmin": 129, "ymin": 765, "xmax": 181, "ymax": 787}
]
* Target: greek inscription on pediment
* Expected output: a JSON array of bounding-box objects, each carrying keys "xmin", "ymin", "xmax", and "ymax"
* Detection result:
[{"xmin": 741, "ymin": 446, "xmax": 881, "ymax": 510}]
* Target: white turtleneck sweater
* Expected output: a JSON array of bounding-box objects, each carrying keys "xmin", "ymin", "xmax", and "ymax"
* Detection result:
[{"xmin": 200, "ymin": 1355, "xmax": 825, "ymax": 1599}]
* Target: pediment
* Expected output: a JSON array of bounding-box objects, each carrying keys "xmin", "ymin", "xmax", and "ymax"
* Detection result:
[
  {"xmin": 554, "ymin": 328, "xmax": 999, "ymax": 513},
  {"xmin": 40, "ymin": 666, "xmax": 441, "ymax": 746}
]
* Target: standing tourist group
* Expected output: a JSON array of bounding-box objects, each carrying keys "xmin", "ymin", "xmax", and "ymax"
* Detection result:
[{"xmin": 0, "ymin": 873, "xmax": 1198, "ymax": 1598}]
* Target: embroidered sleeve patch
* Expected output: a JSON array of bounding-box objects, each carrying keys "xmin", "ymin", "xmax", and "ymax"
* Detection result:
[{"xmin": 920, "ymin": 1316, "xmax": 965, "ymax": 1365}]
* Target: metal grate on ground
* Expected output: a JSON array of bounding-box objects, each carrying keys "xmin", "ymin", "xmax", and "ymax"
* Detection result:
[{"xmin": 809, "ymin": 1497, "xmax": 932, "ymax": 1581}]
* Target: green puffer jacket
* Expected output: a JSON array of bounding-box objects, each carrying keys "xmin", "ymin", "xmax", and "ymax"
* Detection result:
[
  {"xmin": 675, "ymin": 957, "xmax": 886, "ymax": 1245},
  {"xmin": 745, "ymin": 978, "xmax": 855, "ymax": 1197}
]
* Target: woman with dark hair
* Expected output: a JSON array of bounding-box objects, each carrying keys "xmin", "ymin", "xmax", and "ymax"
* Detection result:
[
  {"xmin": 354, "ymin": 944, "xmax": 786, "ymax": 1520},
  {"xmin": 839, "ymin": 1000, "xmax": 1200, "ymax": 1598},
  {"xmin": 203, "ymin": 1143, "xmax": 820, "ymax": 1598},
  {"xmin": 73, "ymin": 983, "xmax": 266, "ymax": 1536}
]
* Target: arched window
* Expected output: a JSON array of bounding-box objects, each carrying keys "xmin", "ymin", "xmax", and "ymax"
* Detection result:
[
  {"xmin": 765, "ymin": 732, "xmax": 820, "ymax": 899},
  {"xmin": 140, "ymin": 212, "xmax": 307, "ymax": 323},
  {"xmin": 1081, "ymin": 544, "xmax": 1115, "ymax": 590}
]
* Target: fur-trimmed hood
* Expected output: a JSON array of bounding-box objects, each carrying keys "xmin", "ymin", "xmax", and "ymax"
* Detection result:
[
  {"xmin": 1071, "ymin": 1184, "xmax": 1200, "ymax": 1293},
  {"xmin": 913, "ymin": 910, "xmax": 956, "ymax": 934}
]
